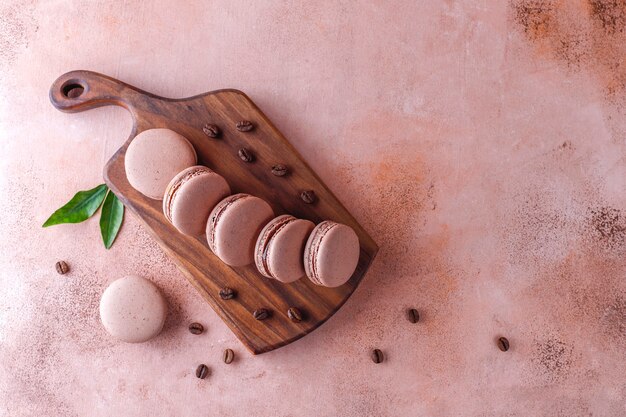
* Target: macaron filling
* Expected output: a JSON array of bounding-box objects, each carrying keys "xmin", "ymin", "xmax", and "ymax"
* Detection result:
[
  {"xmin": 256, "ymin": 215, "xmax": 297, "ymax": 279},
  {"xmin": 163, "ymin": 167, "xmax": 213, "ymax": 222},
  {"xmin": 207, "ymin": 194, "xmax": 247, "ymax": 253}
]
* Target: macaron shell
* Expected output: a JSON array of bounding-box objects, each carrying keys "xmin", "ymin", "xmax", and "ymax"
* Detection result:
[
  {"xmin": 164, "ymin": 166, "xmax": 230, "ymax": 236},
  {"xmin": 125, "ymin": 128, "xmax": 197, "ymax": 200},
  {"xmin": 99, "ymin": 275, "xmax": 167, "ymax": 343},
  {"xmin": 303, "ymin": 221, "xmax": 331, "ymax": 285},
  {"xmin": 206, "ymin": 194, "xmax": 244, "ymax": 254},
  {"xmin": 305, "ymin": 222, "xmax": 360, "ymax": 288},
  {"xmin": 266, "ymin": 218, "xmax": 315, "ymax": 283},
  {"xmin": 255, "ymin": 214, "xmax": 294, "ymax": 278},
  {"xmin": 208, "ymin": 194, "xmax": 274, "ymax": 266}
]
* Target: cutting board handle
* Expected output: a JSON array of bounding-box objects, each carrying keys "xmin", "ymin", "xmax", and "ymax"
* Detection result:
[{"xmin": 49, "ymin": 70, "xmax": 150, "ymax": 114}]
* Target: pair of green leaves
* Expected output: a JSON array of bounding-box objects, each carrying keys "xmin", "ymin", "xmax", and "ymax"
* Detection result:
[{"xmin": 42, "ymin": 184, "xmax": 124, "ymax": 249}]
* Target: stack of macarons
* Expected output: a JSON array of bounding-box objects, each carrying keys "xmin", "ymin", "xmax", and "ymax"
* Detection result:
[{"xmin": 125, "ymin": 128, "xmax": 360, "ymax": 287}]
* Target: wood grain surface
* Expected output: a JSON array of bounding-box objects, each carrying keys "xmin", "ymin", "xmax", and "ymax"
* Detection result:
[{"xmin": 49, "ymin": 70, "xmax": 378, "ymax": 354}]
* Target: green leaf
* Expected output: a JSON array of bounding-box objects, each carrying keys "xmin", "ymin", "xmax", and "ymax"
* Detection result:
[
  {"xmin": 42, "ymin": 184, "xmax": 108, "ymax": 227},
  {"xmin": 99, "ymin": 190, "xmax": 124, "ymax": 249}
]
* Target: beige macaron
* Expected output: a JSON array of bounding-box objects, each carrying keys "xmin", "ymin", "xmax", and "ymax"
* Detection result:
[
  {"xmin": 255, "ymin": 215, "xmax": 315, "ymax": 283},
  {"xmin": 125, "ymin": 128, "xmax": 197, "ymax": 200},
  {"xmin": 303, "ymin": 221, "xmax": 360, "ymax": 288},
  {"xmin": 206, "ymin": 194, "xmax": 274, "ymax": 267},
  {"xmin": 99, "ymin": 275, "xmax": 167, "ymax": 343},
  {"xmin": 163, "ymin": 166, "xmax": 231, "ymax": 236}
]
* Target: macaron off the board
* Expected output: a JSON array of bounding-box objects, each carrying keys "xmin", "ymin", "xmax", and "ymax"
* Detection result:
[{"xmin": 99, "ymin": 275, "xmax": 167, "ymax": 343}]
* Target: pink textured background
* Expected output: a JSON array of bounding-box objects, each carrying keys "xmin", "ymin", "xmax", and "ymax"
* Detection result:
[{"xmin": 1, "ymin": 1, "xmax": 625, "ymax": 416}]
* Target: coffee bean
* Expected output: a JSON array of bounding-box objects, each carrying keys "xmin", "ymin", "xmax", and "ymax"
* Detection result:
[
  {"xmin": 223, "ymin": 348, "xmax": 234, "ymax": 364},
  {"xmin": 271, "ymin": 164, "xmax": 289, "ymax": 177},
  {"xmin": 236, "ymin": 120, "xmax": 254, "ymax": 132},
  {"xmin": 253, "ymin": 308, "xmax": 270, "ymax": 321},
  {"xmin": 497, "ymin": 337, "xmax": 510, "ymax": 352},
  {"xmin": 407, "ymin": 308, "xmax": 419, "ymax": 323},
  {"xmin": 287, "ymin": 307, "xmax": 302, "ymax": 323},
  {"xmin": 300, "ymin": 190, "xmax": 316, "ymax": 204},
  {"xmin": 238, "ymin": 148, "xmax": 254, "ymax": 162},
  {"xmin": 55, "ymin": 261, "xmax": 69, "ymax": 275},
  {"xmin": 188, "ymin": 322, "xmax": 204, "ymax": 335},
  {"xmin": 219, "ymin": 287, "xmax": 236, "ymax": 300},
  {"xmin": 202, "ymin": 123, "xmax": 221, "ymax": 138},
  {"xmin": 371, "ymin": 349, "xmax": 384, "ymax": 364},
  {"xmin": 195, "ymin": 364, "xmax": 209, "ymax": 379}
]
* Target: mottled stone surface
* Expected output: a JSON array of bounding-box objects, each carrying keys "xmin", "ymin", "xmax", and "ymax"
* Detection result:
[{"xmin": 0, "ymin": 1, "xmax": 624, "ymax": 416}]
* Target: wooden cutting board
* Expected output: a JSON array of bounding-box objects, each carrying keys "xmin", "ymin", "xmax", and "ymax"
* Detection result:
[{"xmin": 49, "ymin": 70, "xmax": 378, "ymax": 354}]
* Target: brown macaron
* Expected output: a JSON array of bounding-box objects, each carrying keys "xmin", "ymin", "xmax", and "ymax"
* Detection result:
[
  {"xmin": 303, "ymin": 221, "xmax": 360, "ymax": 287},
  {"xmin": 163, "ymin": 166, "xmax": 231, "ymax": 236},
  {"xmin": 125, "ymin": 128, "xmax": 197, "ymax": 200},
  {"xmin": 255, "ymin": 215, "xmax": 315, "ymax": 283},
  {"xmin": 206, "ymin": 194, "xmax": 274, "ymax": 267}
]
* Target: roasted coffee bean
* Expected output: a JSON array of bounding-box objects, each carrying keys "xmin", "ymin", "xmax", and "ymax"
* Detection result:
[
  {"xmin": 371, "ymin": 349, "xmax": 384, "ymax": 364},
  {"xmin": 497, "ymin": 337, "xmax": 510, "ymax": 352},
  {"xmin": 271, "ymin": 164, "xmax": 289, "ymax": 177},
  {"xmin": 219, "ymin": 287, "xmax": 236, "ymax": 300},
  {"xmin": 238, "ymin": 148, "xmax": 254, "ymax": 162},
  {"xmin": 55, "ymin": 261, "xmax": 69, "ymax": 275},
  {"xmin": 202, "ymin": 123, "xmax": 221, "ymax": 138},
  {"xmin": 253, "ymin": 308, "xmax": 270, "ymax": 321},
  {"xmin": 287, "ymin": 307, "xmax": 302, "ymax": 323},
  {"xmin": 300, "ymin": 190, "xmax": 316, "ymax": 204},
  {"xmin": 407, "ymin": 308, "xmax": 419, "ymax": 323},
  {"xmin": 188, "ymin": 322, "xmax": 204, "ymax": 335},
  {"xmin": 195, "ymin": 364, "xmax": 209, "ymax": 379},
  {"xmin": 236, "ymin": 120, "xmax": 254, "ymax": 132},
  {"xmin": 223, "ymin": 348, "xmax": 234, "ymax": 364}
]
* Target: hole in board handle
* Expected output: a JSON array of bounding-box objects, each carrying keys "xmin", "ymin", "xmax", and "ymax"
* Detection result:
[{"xmin": 61, "ymin": 81, "xmax": 85, "ymax": 99}]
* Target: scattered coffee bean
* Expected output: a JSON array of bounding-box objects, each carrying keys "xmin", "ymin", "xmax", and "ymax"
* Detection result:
[
  {"xmin": 300, "ymin": 190, "xmax": 316, "ymax": 204},
  {"xmin": 202, "ymin": 123, "xmax": 221, "ymax": 138},
  {"xmin": 219, "ymin": 287, "xmax": 236, "ymax": 300},
  {"xmin": 407, "ymin": 308, "xmax": 419, "ymax": 323},
  {"xmin": 287, "ymin": 307, "xmax": 302, "ymax": 323},
  {"xmin": 55, "ymin": 260, "xmax": 69, "ymax": 275},
  {"xmin": 236, "ymin": 120, "xmax": 254, "ymax": 132},
  {"xmin": 195, "ymin": 364, "xmax": 209, "ymax": 379},
  {"xmin": 271, "ymin": 164, "xmax": 289, "ymax": 177},
  {"xmin": 371, "ymin": 349, "xmax": 384, "ymax": 364},
  {"xmin": 238, "ymin": 148, "xmax": 254, "ymax": 162},
  {"xmin": 188, "ymin": 322, "xmax": 204, "ymax": 335},
  {"xmin": 497, "ymin": 337, "xmax": 510, "ymax": 352},
  {"xmin": 253, "ymin": 308, "xmax": 270, "ymax": 321},
  {"xmin": 223, "ymin": 348, "xmax": 234, "ymax": 364}
]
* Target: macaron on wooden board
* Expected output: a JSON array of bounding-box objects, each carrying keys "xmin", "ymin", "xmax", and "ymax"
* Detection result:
[{"xmin": 49, "ymin": 70, "xmax": 378, "ymax": 355}]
